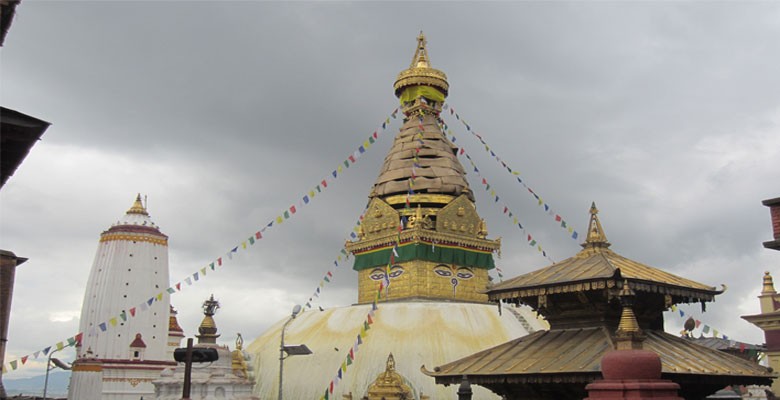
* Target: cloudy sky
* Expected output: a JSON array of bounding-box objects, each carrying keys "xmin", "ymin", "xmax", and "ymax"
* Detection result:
[{"xmin": 1, "ymin": 1, "xmax": 779, "ymax": 379}]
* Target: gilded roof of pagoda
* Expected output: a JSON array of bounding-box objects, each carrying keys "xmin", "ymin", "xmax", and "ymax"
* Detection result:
[
  {"xmin": 424, "ymin": 327, "xmax": 774, "ymax": 382},
  {"xmin": 488, "ymin": 204, "xmax": 720, "ymax": 301}
]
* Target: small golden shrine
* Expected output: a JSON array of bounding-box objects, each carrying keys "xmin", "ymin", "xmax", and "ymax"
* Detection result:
[
  {"xmin": 341, "ymin": 354, "xmax": 429, "ymax": 400},
  {"xmin": 346, "ymin": 32, "xmax": 500, "ymax": 304}
]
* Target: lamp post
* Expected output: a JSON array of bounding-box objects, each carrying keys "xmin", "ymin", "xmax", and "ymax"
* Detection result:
[
  {"xmin": 279, "ymin": 304, "xmax": 312, "ymax": 400},
  {"xmin": 43, "ymin": 347, "xmax": 70, "ymax": 400}
]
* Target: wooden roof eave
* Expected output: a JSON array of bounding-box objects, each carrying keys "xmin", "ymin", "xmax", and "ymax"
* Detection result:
[{"xmin": 487, "ymin": 277, "xmax": 723, "ymax": 304}]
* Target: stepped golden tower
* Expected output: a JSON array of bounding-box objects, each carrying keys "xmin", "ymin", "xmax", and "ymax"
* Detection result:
[{"xmin": 347, "ymin": 32, "xmax": 500, "ymax": 304}]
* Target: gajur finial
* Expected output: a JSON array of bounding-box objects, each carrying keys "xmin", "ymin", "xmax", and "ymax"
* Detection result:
[
  {"xmin": 412, "ymin": 31, "xmax": 430, "ymax": 68},
  {"xmin": 127, "ymin": 193, "xmax": 149, "ymax": 216},
  {"xmin": 762, "ymin": 271, "xmax": 777, "ymax": 295},
  {"xmin": 583, "ymin": 202, "xmax": 610, "ymax": 249},
  {"xmin": 615, "ymin": 280, "xmax": 644, "ymax": 349}
]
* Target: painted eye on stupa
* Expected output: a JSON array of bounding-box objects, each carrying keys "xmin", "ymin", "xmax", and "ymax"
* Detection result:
[
  {"xmin": 434, "ymin": 265, "xmax": 453, "ymax": 277},
  {"xmin": 369, "ymin": 268, "xmax": 387, "ymax": 281},
  {"xmin": 388, "ymin": 266, "xmax": 405, "ymax": 278},
  {"xmin": 456, "ymin": 268, "xmax": 474, "ymax": 280}
]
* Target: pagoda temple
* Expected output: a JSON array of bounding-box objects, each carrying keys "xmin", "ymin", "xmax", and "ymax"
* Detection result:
[
  {"xmin": 68, "ymin": 195, "xmax": 181, "ymax": 400},
  {"xmin": 425, "ymin": 204, "xmax": 775, "ymax": 399},
  {"xmin": 246, "ymin": 33, "xmax": 546, "ymax": 399}
]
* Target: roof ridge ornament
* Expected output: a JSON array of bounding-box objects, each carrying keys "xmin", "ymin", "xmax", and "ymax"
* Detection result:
[{"xmin": 582, "ymin": 202, "xmax": 610, "ymax": 250}]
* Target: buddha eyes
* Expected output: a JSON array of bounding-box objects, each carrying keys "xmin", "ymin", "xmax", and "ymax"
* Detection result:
[
  {"xmin": 369, "ymin": 266, "xmax": 405, "ymax": 280},
  {"xmin": 369, "ymin": 269, "xmax": 386, "ymax": 281},
  {"xmin": 456, "ymin": 271, "xmax": 473, "ymax": 279},
  {"xmin": 434, "ymin": 269, "xmax": 453, "ymax": 277},
  {"xmin": 388, "ymin": 268, "xmax": 404, "ymax": 278}
]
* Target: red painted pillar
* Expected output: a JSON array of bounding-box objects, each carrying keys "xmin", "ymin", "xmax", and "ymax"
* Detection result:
[
  {"xmin": 763, "ymin": 197, "xmax": 780, "ymax": 250},
  {"xmin": 584, "ymin": 349, "xmax": 683, "ymax": 400}
]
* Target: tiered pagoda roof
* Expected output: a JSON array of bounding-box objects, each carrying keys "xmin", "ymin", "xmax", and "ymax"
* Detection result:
[{"xmin": 425, "ymin": 204, "xmax": 774, "ymax": 400}]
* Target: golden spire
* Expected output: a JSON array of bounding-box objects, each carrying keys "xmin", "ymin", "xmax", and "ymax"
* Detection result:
[
  {"xmin": 126, "ymin": 193, "xmax": 148, "ymax": 216},
  {"xmin": 394, "ymin": 32, "xmax": 449, "ymax": 99},
  {"xmin": 762, "ymin": 271, "xmax": 777, "ymax": 295},
  {"xmin": 411, "ymin": 31, "xmax": 430, "ymax": 68},
  {"xmin": 615, "ymin": 280, "xmax": 644, "ymax": 350},
  {"xmin": 582, "ymin": 202, "xmax": 610, "ymax": 250}
]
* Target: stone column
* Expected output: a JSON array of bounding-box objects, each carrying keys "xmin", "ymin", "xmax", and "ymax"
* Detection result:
[{"xmin": 0, "ymin": 249, "xmax": 27, "ymax": 398}]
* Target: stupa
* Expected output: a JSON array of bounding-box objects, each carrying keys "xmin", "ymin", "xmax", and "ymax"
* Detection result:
[
  {"xmin": 246, "ymin": 33, "xmax": 546, "ymax": 399},
  {"xmin": 425, "ymin": 204, "xmax": 775, "ymax": 399},
  {"xmin": 68, "ymin": 195, "xmax": 181, "ymax": 399},
  {"xmin": 152, "ymin": 295, "xmax": 258, "ymax": 399}
]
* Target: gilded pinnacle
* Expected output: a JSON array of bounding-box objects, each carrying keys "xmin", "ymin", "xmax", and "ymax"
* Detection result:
[
  {"xmin": 127, "ymin": 193, "xmax": 148, "ymax": 216},
  {"xmin": 394, "ymin": 32, "xmax": 449, "ymax": 98},
  {"xmin": 762, "ymin": 271, "xmax": 777, "ymax": 295},
  {"xmin": 582, "ymin": 201, "xmax": 610, "ymax": 250}
]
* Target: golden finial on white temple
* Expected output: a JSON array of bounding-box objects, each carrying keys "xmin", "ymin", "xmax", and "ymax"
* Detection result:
[{"xmin": 127, "ymin": 193, "xmax": 148, "ymax": 215}]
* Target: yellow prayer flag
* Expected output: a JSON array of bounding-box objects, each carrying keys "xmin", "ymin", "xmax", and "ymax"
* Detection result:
[
  {"xmin": 156, "ymin": 292, "xmax": 163, "ymax": 301},
  {"xmin": 363, "ymin": 140, "xmax": 370, "ymax": 149},
  {"xmin": 276, "ymin": 216, "xmax": 283, "ymax": 224},
  {"xmin": 341, "ymin": 361, "xmax": 347, "ymax": 372},
  {"xmin": 338, "ymin": 165, "xmax": 343, "ymax": 173},
  {"xmin": 109, "ymin": 318, "xmax": 117, "ymax": 327},
  {"xmin": 568, "ymin": 227, "xmax": 573, "ymax": 233},
  {"xmin": 513, "ymin": 171, "xmax": 520, "ymax": 175},
  {"xmin": 56, "ymin": 342, "xmax": 64, "ymax": 350},
  {"xmin": 200, "ymin": 267, "xmax": 207, "ymax": 276},
  {"xmin": 513, "ymin": 217, "xmax": 518, "ymax": 224},
  {"xmin": 309, "ymin": 190, "xmax": 315, "ymax": 198},
  {"xmin": 242, "ymin": 241, "xmax": 247, "ymax": 249}
]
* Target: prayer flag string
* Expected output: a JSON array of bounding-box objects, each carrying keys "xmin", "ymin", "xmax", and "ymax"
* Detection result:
[
  {"xmin": 3, "ymin": 109, "xmax": 400, "ymax": 374},
  {"xmin": 441, "ymin": 104, "xmax": 579, "ymax": 241},
  {"xmin": 318, "ymin": 216, "xmax": 402, "ymax": 399},
  {"xmin": 436, "ymin": 119, "xmax": 555, "ymax": 263}
]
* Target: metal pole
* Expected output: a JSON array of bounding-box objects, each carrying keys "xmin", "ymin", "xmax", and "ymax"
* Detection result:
[
  {"xmin": 278, "ymin": 315, "xmax": 292, "ymax": 400},
  {"xmin": 182, "ymin": 338, "xmax": 193, "ymax": 400},
  {"xmin": 42, "ymin": 346, "xmax": 64, "ymax": 400}
]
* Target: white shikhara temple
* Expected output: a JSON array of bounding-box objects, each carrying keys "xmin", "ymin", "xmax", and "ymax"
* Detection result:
[{"xmin": 68, "ymin": 195, "xmax": 182, "ymax": 399}]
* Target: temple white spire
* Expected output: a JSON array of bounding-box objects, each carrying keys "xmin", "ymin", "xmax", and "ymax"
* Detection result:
[{"xmin": 69, "ymin": 195, "xmax": 175, "ymax": 400}]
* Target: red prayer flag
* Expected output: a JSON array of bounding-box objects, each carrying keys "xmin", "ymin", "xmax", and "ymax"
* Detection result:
[
  {"xmin": 75, "ymin": 332, "xmax": 83, "ymax": 345},
  {"xmin": 321, "ymin": 179, "xmax": 328, "ymax": 188},
  {"xmin": 130, "ymin": 307, "xmax": 137, "ymax": 317},
  {"xmin": 255, "ymin": 231, "xmax": 262, "ymax": 239},
  {"xmin": 555, "ymin": 215, "xmax": 562, "ymax": 222},
  {"xmin": 373, "ymin": 131, "xmax": 378, "ymax": 139},
  {"xmin": 290, "ymin": 205, "xmax": 296, "ymax": 214}
]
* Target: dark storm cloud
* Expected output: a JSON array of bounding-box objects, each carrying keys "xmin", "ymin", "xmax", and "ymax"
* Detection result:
[{"xmin": 1, "ymin": 1, "xmax": 778, "ymax": 377}]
